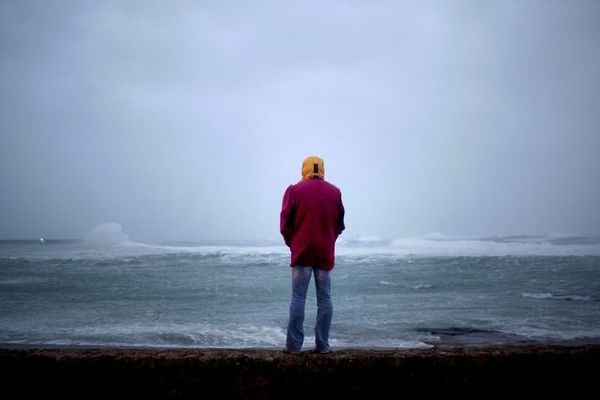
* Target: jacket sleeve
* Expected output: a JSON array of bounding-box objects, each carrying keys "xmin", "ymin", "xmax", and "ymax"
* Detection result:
[
  {"xmin": 280, "ymin": 185, "xmax": 295, "ymax": 247},
  {"xmin": 337, "ymin": 190, "xmax": 345, "ymax": 235}
]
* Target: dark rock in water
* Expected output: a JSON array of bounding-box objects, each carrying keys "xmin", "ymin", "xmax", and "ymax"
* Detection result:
[
  {"xmin": 1, "ymin": 344, "xmax": 599, "ymax": 399},
  {"xmin": 416, "ymin": 326, "xmax": 531, "ymax": 346}
]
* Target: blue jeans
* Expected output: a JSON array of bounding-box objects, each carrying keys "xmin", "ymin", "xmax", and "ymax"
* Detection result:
[{"xmin": 286, "ymin": 266, "xmax": 332, "ymax": 352}]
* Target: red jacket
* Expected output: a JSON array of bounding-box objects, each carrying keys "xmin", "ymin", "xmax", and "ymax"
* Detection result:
[{"xmin": 280, "ymin": 177, "xmax": 345, "ymax": 270}]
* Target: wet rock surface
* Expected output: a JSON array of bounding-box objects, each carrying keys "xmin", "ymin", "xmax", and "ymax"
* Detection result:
[{"xmin": 1, "ymin": 344, "xmax": 599, "ymax": 399}]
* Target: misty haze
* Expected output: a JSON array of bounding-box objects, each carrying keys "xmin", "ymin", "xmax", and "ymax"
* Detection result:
[{"xmin": 1, "ymin": 1, "xmax": 599, "ymax": 242}]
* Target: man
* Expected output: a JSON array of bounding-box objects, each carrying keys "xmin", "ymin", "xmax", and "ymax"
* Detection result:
[{"xmin": 280, "ymin": 155, "xmax": 345, "ymax": 354}]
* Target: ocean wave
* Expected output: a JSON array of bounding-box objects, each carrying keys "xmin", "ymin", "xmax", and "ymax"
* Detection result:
[
  {"xmin": 379, "ymin": 281, "xmax": 433, "ymax": 290},
  {"xmin": 84, "ymin": 223, "xmax": 128, "ymax": 245},
  {"xmin": 0, "ymin": 277, "xmax": 47, "ymax": 285},
  {"xmin": 0, "ymin": 321, "xmax": 435, "ymax": 349},
  {"xmin": 416, "ymin": 324, "xmax": 600, "ymax": 344},
  {"xmin": 500, "ymin": 325, "xmax": 600, "ymax": 341},
  {"xmin": 0, "ymin": 240, "xmax": 290, "ymax": 262},
  {"xmin": 521, "ymin": 292, "xmax": 596, "ymax": 302},
  {"xmin": 3, "ymin": 232, "xmax": 600, "ymax": 261},
  {"xmin": 331, "ymin": 338, "xmax": 432, "ymax": 349},
  {"xmin": 0, "ymin": 323, "xmax": 289, "ymax": 348},
  {"xmin": 338, "ymin": 233, "xmax": 600, "ymax": 256},
  {"xmin": 411, "ymin": 284, "xmax": 433, "ymax": 290}
]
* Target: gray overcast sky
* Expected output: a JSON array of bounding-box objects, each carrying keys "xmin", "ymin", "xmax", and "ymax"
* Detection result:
[{"xmin": 1, "ymin": 0, "xmax": 599, "ymax": 241}]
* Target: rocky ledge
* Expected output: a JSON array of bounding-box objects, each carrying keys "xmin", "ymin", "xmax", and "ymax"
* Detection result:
[{"xmin": 1, "ymin": 345, "xmax": 599, "ymax": 399}]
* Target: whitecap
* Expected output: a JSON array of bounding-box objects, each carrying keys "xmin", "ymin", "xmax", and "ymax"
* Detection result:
[
  {"xmin": 411, "ymin": 284, "xmax": 433, "ymax": 290},
  {"xmin": 521, "ymin": 292, "xmax": 593, "ymax": 301}
]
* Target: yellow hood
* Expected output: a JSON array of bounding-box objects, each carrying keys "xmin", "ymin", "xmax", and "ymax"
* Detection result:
[{"xmin": 302, "ymin": 156, "xmax": 325, "ymax": 181}]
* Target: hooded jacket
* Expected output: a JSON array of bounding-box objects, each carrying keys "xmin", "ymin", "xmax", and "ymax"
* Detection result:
[{"xmin": 280, "ymin": 156, "xmax": 345, "ymax": 270}]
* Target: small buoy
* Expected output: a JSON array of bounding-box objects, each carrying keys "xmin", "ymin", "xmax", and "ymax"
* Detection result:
[{"xmin": 40, "ymin": 238, "xmax": 45, "ymax": 244}]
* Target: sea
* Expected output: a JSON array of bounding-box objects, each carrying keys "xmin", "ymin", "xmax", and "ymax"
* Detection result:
[{"xmin": 1, "ymin": 226, "xmax": 600, "ymax": 349}]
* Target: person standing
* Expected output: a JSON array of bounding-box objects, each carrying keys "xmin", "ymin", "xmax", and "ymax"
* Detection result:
[{"xmin": 280, "ymin": 156, "xmax": 345, "ymax": 354}]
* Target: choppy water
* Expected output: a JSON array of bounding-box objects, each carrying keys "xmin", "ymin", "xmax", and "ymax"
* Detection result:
[{"xmin": 1, "ymin": 234, "xmax": 600, "ymax": 348}]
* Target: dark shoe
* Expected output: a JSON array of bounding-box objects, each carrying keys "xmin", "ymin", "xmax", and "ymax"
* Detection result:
[
  {"xmin": 312, "ymin": 347, "xmax": 331, "ymax": 354},
  {"xmin": 283, "ymin": 348, "xmax": 301, "ymax": 355}
]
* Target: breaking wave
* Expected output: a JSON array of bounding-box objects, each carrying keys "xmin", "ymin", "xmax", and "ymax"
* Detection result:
[
  {"xmin": 337, "ymin": 233, "xmax": 600, "ymax": 256},
  {"xmin": 521, "ymin": 293, "xmax": 596, "ymax": 302}
]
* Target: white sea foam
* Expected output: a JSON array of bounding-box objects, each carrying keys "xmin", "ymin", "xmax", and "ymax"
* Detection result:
[
  {"xmin": 7, "ymin": 225, "xmax": 599, "ymax": 260},
  {"xmin": 337, "ymin": 233, "xmax": 600, "ymax": 257},
  {"xmin": 522, "ymin": 292, "xmax": 556, "ymax": 300},
  {"xmin": 0, "ymin": 323, "xmax": 289, "ymax": 348},
  {"xmin": 84, "ymin": 223, "xmax": 128, "ymax": 245},
  {"xmin": 330, "ymin": 338, "xmax": 433, "ymax": 349},
  {"xmin": 0, "ymin": 319, "xmax": 436, "ymax": 349},
  {"xmin": 411, "ymin": 284, "xmax": 433, "ymax": 290},
  {"xmin": 521, "ymin": 292, "xmax": 594, "ymax": 301}
]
